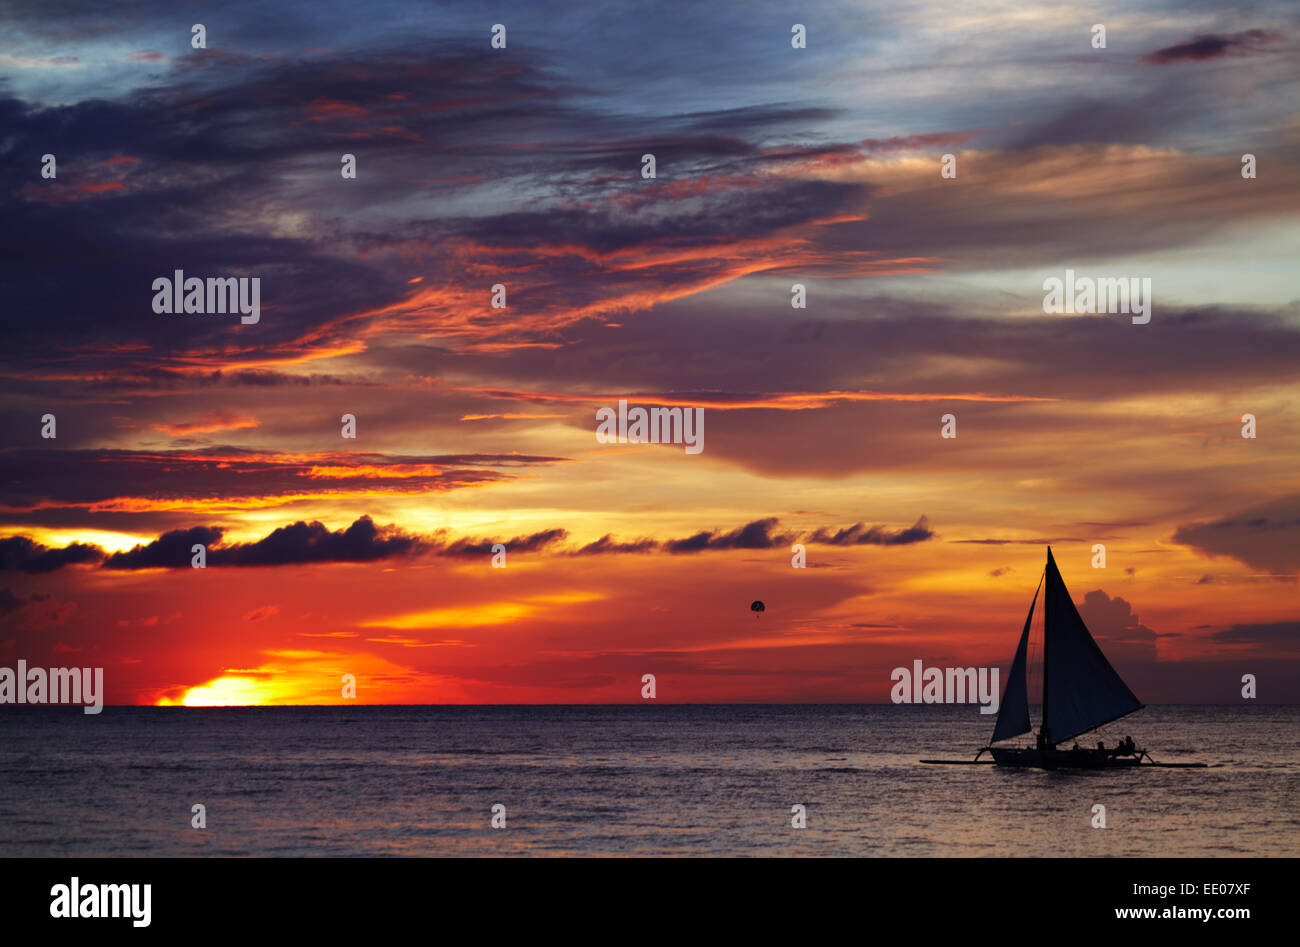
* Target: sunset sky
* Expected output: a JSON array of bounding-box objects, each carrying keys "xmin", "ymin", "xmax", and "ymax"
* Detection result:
[{"xmin": 2, "ymin": 0, "xmax": 1297, "ymax": 707}]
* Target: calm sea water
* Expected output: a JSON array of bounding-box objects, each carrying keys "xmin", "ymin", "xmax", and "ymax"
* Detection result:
[{"xmin": 1, "ymin": 705, "xmax": 1295, "ymax": 857}]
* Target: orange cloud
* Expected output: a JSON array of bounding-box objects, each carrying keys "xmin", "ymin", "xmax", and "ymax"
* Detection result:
[
  {"xmin": 361, "ymin": 592, "xmax": 605, "ymax": 630},
  {"xmin": 151, "ymin": 412, "xmax": 260, "ymax": 436},
  {"xmin": 451, "ymin": 386, "xmax": 1056, "ymax": 409}
]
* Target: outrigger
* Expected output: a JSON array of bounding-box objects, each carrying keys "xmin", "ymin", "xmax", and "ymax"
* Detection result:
[{"xmin": 920, "ymin": 547, "xmax": 1211, "ymax": 769}]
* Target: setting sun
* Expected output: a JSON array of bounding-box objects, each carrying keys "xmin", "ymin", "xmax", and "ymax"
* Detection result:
[{"xmin": 167, "ymin": 676, "xmax": 271, "ymax": 707}]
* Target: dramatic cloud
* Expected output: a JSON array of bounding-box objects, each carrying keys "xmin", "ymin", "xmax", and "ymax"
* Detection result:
[
  {"xmin": 663, "ymin": 518, "xmax": 797, "ymax": 553},
  {"xmin": 103, "ymin": 527, "xmax": 224, "ymax": 569},
  {"xmin": 1077, "ymin": 589, "xmax": 1159, "ymax": 667},
  {"xmin": 1142, "ymin": 30, "xmax": 1283, "ymax": 65},
  {"xmin": 0, "ymin": 449, "xmax": 569, "ymax": 518},
  {"xmin": 210, "ymin": 516, "xmax": 427, "ymax": 566},
  {"xmin": 659, "ymin": 517, "xmax": 935, "ymax": 553},
  {"xmin": 808, "ymin": 517, "xmax": 933, "ymax": 546},
  {"xmin": 440, "ymin": 529, "xmax": 568, "ymax": 557},
  {"xmin": 0, "ymin": 587, "xmax": 27, "ymax": 613},
  {"xmin": 3, "ymin": 515, "xmax": 936, "ymax": 571},
  {"xmin": 954, "ymin": 538, "xmax": 1085, "ymax": 545},
  {"xmin": 1209, "ymin": 621, "xmax": 1300, "ymax": 651},
  {"xmin": 1, "ymin": 0, "xmax": 1297, "ymax": 707},
  {"xmin": 1171, "ymin": 495, "xmax": 1300, "ymax": 574},
  {"xmin": 570, "ymin": 535, "xmax": 658, "ymax": 555},
  {"xmin": 0, "ymin": 536, "xmax": 103, "ymax": 572},
  {"xmin": 81, "ymin": 518, "xmax": 425, "ymax": 570}
]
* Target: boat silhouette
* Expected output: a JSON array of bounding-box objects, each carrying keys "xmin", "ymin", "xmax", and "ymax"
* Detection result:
[{"xmin": 921, "ymin": 547, "xmax": 1208, "ymax": 769}]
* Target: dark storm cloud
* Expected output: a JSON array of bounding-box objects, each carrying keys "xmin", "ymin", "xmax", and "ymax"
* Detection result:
[
  {"xmin": 440, "ymin": 529, "xmax": 568, "ymax": 557},
  {"xmin": 570, "ymin": 535, "xmax": 659, "ymax": 555},
  {"xmin": 1142, "ymin": 30, "xmax": 1284, "ymax": 65},
  {"xmin": 1171, "ymin": 495, "xmax": 1300, "ymax": 574},
  {"xmin": 397, "ymin": 301, "xmax": 1300, "ymax": 414},
  {"xmin": 0, "ymin": 535, "xmax": 103, "ymax": 573},
  {"xmin": 659, "ymin": 517, "xmax": 934, "ymax": 553},
  {"xmin": 664, "ymin": 517, "xmax": 797, "ymax": 553},
  {"xmin": 0, "ymin": 588, "xmax": 26, "ymax": 613},
  {"xmin": 0, "ymin": 45, "xmax": 574, "ymax": 171},
  {"xmin": 211, "ymin": 515, "xmax": 425, "ymax": 566},
  {"xmin": 1003, "ymin": 97, "xmax": 1198, "ymax": 148},
  {"xmin": 78, "ymin": 518, "xmax": 425, "ymax": 569},
  {"xmin": 451, "ymin": 177, "xmax": 863, "ymax": 255},
  {"xmin": 676, "ymin": 105, "xmax": 842, "ymax": 134},
  {"xmin": 954, "ymin": 538, "xmax": 1087, "ymax": 546},
  {"xmin": 1, "ymin": 514, "xmax": 934, "ymax": 570},
  {"xmin": 808, "ymin": 516, "xmax": 932, "ymax": 546},
  {"xmin": 0, "ymin": 448, "xmax": 569, "ymax": 513},
  {"xmin": 1076, "ymin": 589, "xmax": 1160, "ymax": 669},
  {"xmin": 0, "ymin": 44, "xmax": 580, "ymax": 367},
  {"xmin": 2, "ymin": 15, "xmax": 1295, "ymax": 376},
  {"xmin": 102, "ymin": 527, "xmax": 224, "ymax": 569},
  {"xmin": 1208, "ymin": 621, "xmax": 1300, "ymax": 650},
  {"xmin": 6, "ymin": 517, "xmax": 439, "ymax": 571},
  {"xmin": 0, "ymin": 40, "xmax": 877, "ymax": 370}
]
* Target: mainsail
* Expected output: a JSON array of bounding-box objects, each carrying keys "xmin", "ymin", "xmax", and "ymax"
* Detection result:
[
  {"xmin": 1041, "ymin": 547, "xmax": 1143, "ymax": 743},
  {"xmin": 990, "ymin": 575, "xmax": 1041, "ymax": 743}
]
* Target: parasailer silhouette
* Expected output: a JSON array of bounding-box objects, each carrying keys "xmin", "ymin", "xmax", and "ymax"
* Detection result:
[{"xmin": 750, "ymin": 600, "xmax": 765, "ymax": 618}]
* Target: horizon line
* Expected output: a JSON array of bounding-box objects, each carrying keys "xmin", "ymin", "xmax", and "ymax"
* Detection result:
[{"xmin": 5, "ymin": 701, "xmax": 1292, "ymax": 709}]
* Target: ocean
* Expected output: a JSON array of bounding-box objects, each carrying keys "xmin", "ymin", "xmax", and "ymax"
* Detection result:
[{"xmin": 1, "ymin": 704, "xmax": 1295, "ymax": 857}]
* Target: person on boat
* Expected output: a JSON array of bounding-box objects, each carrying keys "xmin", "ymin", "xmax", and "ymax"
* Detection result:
[{"xmin": 1121, "ymin": 735, "xmax": 1135, "ymax": 756}]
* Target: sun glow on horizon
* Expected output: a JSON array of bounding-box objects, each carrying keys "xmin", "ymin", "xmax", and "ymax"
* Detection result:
[
  {"xmin": 165, "ymin": 676, "xmax": 271, "ymax": 707},
  {"xmin": 2, "ymin": 528, "xmax": 152, "ymax": 555},
  {"xmin": 152, "ymin": 649, "xmax": 468, "ymax": 706}
]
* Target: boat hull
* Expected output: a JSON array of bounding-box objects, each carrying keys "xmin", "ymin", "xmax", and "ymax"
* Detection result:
[{"xmin": 989, "ymin": 746, "xmax": 1143, "ymax": 769}]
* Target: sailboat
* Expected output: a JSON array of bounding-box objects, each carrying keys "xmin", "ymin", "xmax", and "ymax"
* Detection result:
[{"xmin": 921, "ymin": 547, "xmax": 1208, "ymax": 769}]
